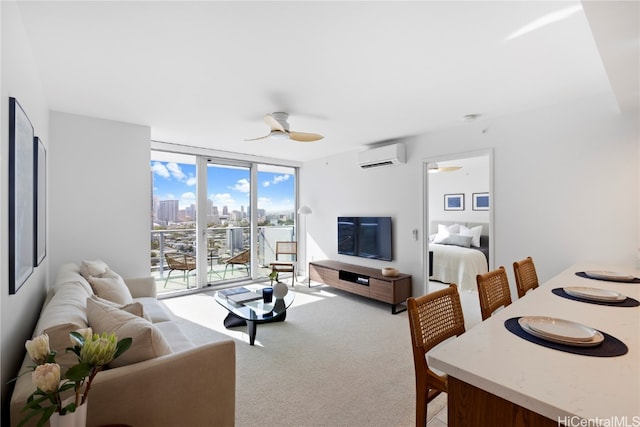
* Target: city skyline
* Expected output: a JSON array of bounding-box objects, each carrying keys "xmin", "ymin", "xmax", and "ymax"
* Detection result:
[{"xmin": 151, "ymin": 160, "xmax": 296, "ymax": 215}]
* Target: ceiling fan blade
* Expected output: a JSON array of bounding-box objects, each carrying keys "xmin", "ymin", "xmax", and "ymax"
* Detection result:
[
  {"xmin": 289, "ymin": 131, "xmax": 324, "ymax": 142},
  {"xmin": 244, "ymin": 134, "xmax": 271, "ymax": 141},
  {"xmin": 263, "ymin": 114, "xmax": 286, "ymax": 132}
]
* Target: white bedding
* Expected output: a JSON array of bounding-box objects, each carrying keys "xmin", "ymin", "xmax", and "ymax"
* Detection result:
[{"xmin": 430, "ymin": 243, "xmax": 488, "ymax": 293}]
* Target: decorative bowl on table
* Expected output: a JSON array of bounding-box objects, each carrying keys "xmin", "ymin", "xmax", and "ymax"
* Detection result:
[{"xmin": 381, "ymin": 267, "xmax": 399, "ymax": 277}]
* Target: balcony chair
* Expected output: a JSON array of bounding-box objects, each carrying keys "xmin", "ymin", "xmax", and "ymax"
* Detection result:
[
  {"xmin": 407, "ymin": 284, "xmax": 465, "ymax": 427},
  {"xmin": 164, "ymin": 252, "xmax": 196, "ymax": 288},
  {"xmin": 476, "ymin": 266, "xmax": 512, "ymax": 321},
  {"xmin": 513, "ymin": 256, "xmax": 539, "ymax": 298},
  {"xmin": 269, "ymin": 241, "xmax": 297, "ymax": 287},
  {"xmin": 222, "ymin": 249, "xmax": 250, "ymax": 279}
]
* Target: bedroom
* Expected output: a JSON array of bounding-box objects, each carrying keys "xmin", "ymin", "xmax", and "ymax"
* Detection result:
[{"xmin": 426, "ymin": 154, "xmax": 491, "ymax": 295}]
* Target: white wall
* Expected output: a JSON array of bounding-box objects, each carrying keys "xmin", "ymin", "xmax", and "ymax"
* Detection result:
[
  {"xmin": 49, "ymin": 112, "xmax": 151, "ymax": 278},
  {"xmin": 428, "ymin": 156, "xmax": 490, "ymax": 230},
  {"xmin": 301, "ymin": 94, "xmax": 639, "ymax": 298},
  {"xmin": 1, "ymin": 1, "xmax": 50, "ymax": 421}
]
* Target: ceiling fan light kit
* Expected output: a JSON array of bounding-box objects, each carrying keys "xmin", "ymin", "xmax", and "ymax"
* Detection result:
[{"xmin": 246, "ymin": 112, "xmax": 324, "ymax": 143}]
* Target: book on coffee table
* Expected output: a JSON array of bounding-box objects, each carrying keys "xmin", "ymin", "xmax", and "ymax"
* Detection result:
[
  {"xmin": 227, "ymin": 291, "xmax": 263, "ymax": 305},
  {"xmin": 219, "ymin": 287, "xmax": 250, "ymax": 298}
]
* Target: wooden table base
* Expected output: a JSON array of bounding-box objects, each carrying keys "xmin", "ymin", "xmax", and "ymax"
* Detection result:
[{"xmin": 447, "ymin": 377, "xmax": 561, "ymax": 427}]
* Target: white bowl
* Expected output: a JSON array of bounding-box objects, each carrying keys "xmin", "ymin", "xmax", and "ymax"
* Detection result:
[{"xmin": 381, "ymin": 267, "xmax": 399, "ymax": 277}]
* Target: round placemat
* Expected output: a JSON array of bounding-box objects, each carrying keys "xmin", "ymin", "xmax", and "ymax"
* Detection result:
[
  {"xmin": 504, "ymin": 317, "xmax": 628, "ymax": 357},
  {"xmin": 575, "ymin": 271, "xmax": 640, "ymax": 283},
  {"xmin": 552, "ymin": 288, "xmax": 639, "ymax": 307}
]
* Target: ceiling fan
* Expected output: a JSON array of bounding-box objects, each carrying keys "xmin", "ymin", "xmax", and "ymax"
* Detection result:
[
  {"xmin": 246, "ymin": 112, "xmax": 324, "ymax": 142},
  {"xmin": 428, "ymin": 163, "xmax": 462, "ymax": 173}
]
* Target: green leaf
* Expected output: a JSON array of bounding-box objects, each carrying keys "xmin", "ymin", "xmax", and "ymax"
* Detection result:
[
  {"xmin": 113, "ymin": 337, "xmax": 132, "ymax": 359},
  {"xmin": 65, "ymin": 363, "xmax": 92, "ymax": 381}
]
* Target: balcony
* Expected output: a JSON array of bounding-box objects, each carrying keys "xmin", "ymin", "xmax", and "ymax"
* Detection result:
[{"xmin": 151, "ymin": 226, "xmax": 295, "ymax": 295}]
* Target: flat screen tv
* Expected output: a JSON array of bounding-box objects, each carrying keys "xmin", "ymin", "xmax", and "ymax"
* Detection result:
[{"xmin": 337, "ymin": 216, "xmax": 392, "ymax": 261}]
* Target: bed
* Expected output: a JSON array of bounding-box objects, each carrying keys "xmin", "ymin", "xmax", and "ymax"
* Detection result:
[{"xmin": 428, "ymin": 221, "xmax": 489, "ymax": 293}]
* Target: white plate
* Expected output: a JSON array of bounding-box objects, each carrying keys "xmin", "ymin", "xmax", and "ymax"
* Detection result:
[
  {"xmin": 584, "ymin": 270, "xmax": 636, "ymax": 282},
  {"xmin": 564, "ymin": 286, "xmax": 626, "ymax": 302},
  {"xmin": 521, "ymin": 316, "xmax": 596, "ymax": 342},
  {"xmin": 518, "ymin": 318, "xmax": 605, "ymax": 347}
]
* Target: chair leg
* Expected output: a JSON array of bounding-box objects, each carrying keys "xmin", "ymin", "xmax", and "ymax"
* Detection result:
[
  {"xmin": 164, "ymin": 270, "xmax": 174, "ymax": 288},
  {"xmin": 415, "ymin": 386, "xmax": 428, "ymax": 427},
  {"xmin": 223, "ymin": 265, "xmax": 229, "ymax": 279}
]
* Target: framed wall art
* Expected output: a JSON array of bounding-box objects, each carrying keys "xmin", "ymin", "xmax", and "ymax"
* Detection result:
[
  {"xmin": 9, "ymin": 97, "xmax": 35, "ymax": 294},
  {"xmin": 444, "ymin": 193, "xmax": 464, "ymax": 211},
  {"xmin": 472, "ymin": 192, "xmax": 490, "ymax": 211},
  {"xmin": 35, "ymin": 137, "xmax": 47, "ymax": 265}
]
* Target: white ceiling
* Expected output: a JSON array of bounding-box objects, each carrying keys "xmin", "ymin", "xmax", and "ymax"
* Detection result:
[{"xmin": 16, "ymin": 1, "xmax": 639, "ymax": 163}]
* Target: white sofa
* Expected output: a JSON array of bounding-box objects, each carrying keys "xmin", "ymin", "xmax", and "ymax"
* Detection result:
[{"xmin": 10, "ymin": 262, "xmax": 236, "ymax": 427}]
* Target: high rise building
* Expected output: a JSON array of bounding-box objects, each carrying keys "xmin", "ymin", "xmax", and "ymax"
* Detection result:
[{"xmin": 158, "ymin": 200, "xmax": 179, "ymax": 225}]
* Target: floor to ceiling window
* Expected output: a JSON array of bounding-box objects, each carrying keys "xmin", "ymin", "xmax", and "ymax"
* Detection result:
[
  {"xmin": 150, "ymin": 151, "xmax": 198, "ymax": 294},
  {"xmin": 150, "ymin": 149, "xmax": 298, "ymax": 295}
]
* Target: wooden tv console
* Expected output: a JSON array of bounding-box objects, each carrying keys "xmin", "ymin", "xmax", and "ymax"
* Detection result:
[{"xmin": 308, "ymin": 260, "xmax": 412, "ymax": 314}]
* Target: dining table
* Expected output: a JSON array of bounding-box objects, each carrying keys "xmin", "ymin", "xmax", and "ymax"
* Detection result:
[{"xmin": 428, "ymin": 262, "xmax": 640, "ymax": 427}]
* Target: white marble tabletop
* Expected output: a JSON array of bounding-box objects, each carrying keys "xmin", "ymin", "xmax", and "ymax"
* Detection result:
[{"xmin": 429, "ymin": 262, "xmax": 640, "ymax": 424}]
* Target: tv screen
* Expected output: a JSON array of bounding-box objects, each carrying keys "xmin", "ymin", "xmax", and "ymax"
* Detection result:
[{"xmin": 337, "ymin": 217, "xmax": 392, "ymax": 261}]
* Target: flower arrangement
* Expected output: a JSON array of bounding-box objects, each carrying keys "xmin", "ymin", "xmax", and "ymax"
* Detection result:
[{"xmin": 18, "ymin": 329, "xmax": 131, "ymax": 427}]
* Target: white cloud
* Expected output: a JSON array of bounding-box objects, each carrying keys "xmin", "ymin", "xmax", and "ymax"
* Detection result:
[
  {"xmin": 153, "ymin": 161, "xmax": 196, "ymax": 186},
  {"xmin": 211, "ymin": 193, "xmax": 235, "ymax": 206},
  {"xmin": 232, "ymin": 178, "xmax": 250, "ymax": 193},
  {"xmin": 181, "ymin": 192, "xmax": 196, "ymax": 207},
  {"xmin": 151, "ymin": 162, "xmax": 170, "ymax": 178},
  {"xmin": 262, "ymin": 174, "xmax": 291, "ymax": 187}
]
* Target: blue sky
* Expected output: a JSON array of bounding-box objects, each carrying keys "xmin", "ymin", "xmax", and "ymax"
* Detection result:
[{"xmin": 151, "ymin": 161, "xmax": 295, "ymax": 213}]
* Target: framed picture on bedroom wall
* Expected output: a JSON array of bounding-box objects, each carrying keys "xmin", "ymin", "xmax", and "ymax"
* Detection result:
[
  {"xmin": 472, "ymin": 192, "xmax": 490, "ymax": 211},
  {"xmin": 444, "ymin": 193, "xmax": 464, "ymax": 211}
]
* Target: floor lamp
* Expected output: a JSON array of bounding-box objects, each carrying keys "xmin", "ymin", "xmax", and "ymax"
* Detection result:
[{"xmin": 297, "ymin": 205, "xmax": 312, "ymax": 283}]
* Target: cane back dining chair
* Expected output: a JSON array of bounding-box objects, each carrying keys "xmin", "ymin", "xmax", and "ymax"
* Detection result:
[
  {"xmin": 164, "ymin": 252, "xmax": 196, "ymax": 288},
  {"xmin": 513, "ymin": 256, "xmax": 540, "ymax": 298},
  {"xmin": 476, "ymin": 266, "xmax": 512, "ymax": 321},
  {"xmin": 407, "ymin": 284, "xmax": 466, "ymax": 427},
  {"xmin": 270, "ymin": 241, "xmax": 297, "ymax": 287}
]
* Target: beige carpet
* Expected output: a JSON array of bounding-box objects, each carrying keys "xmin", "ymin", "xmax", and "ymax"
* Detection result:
[{"xmin": 162, "ymin": 284, "xmax": 447, "ymax": 427}]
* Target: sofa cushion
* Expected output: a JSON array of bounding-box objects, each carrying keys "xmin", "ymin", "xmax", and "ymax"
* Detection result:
[
  {"xmin": 79, "ymin": 259, "xmax": 110, "ymax": 280},
  {"xmin": 154, "ymin": 321, "xmax": 195, "ymax": 353},
  {"xmin": 35, "ymin": 281, "xmax": 93, "ymax": 367},
  {"xmin": 88, "ymin": 272, "xmax": 134, "ymax": 305},
  {"xmin": 86, "ymin": 298, "xmax": 172, "ymax": 368},
  {"xmin": 133, "ymin": 297, "xmax": 173, "ymax": 323}
]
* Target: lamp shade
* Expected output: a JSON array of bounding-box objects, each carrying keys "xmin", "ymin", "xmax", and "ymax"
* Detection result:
[{"xmin": 298, "ymin": 205, "xmax": 312, "ymax": 215}]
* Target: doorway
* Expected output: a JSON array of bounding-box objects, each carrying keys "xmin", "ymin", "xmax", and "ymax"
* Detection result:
[{"xmin": 422, "ymin": 150, "xmax": 494, "ymax": 295}]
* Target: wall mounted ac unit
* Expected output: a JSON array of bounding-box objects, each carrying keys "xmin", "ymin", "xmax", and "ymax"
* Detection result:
[{"xmin": 358, "ymin": 143, "xmax": 406, "ymax": 169}]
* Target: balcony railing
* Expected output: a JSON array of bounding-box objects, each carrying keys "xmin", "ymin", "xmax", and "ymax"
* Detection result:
[{"xmin": 151, "ymin": 226, "xmax": 295, "ymax": 293}]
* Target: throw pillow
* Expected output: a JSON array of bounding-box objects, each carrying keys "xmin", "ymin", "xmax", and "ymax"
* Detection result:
[
  {"xmin": 89, "ymin": 295, "xmax": 148, "ymax": 320},
  {"xmin": 86, "ymin": 298, "xmax": 172, "ymax": 368},
  {"xmin": 440, "ymin": 234, "xmax": 473, "ymax": 248},
  {"xmin": 88, "ymin": 274, "xmax": 133, "ymax": 305},
  {"xmin": 79, "ymin": 259, "xmax": 110, "ymax": 280},
  {"xmin": 459, "ymin": 225, "xmax": 483, "ymax": 247}
]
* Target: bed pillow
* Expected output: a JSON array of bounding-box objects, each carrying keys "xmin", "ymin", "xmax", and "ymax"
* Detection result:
[
  {"xmin": 433, "ymin": 223, "xmax": 460, "ymax": 244},
  {"xmin": 86, "ymin": 298, "xmax": 172, "ymax": 368},
  {"xmin": 88, "ymin": 271, "xmax": 133, "ymax": 305},
  {"xmin": 440, "ymin": 234, "xmax": 473, "ymax": 248},
  {"xmin": 460, "ymin": 225, "xmax": 483, "ymax": 247}
]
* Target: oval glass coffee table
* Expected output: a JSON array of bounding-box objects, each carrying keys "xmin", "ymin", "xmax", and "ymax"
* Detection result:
[{"xmin": 214, "ymin": 287, "xmax": 294, "ymax": 345}]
